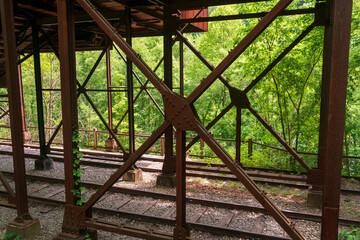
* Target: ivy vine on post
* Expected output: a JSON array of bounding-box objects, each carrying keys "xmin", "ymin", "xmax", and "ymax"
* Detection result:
[{"xmin": 71, "ymin": 130, "xmax": 86, "ymax": 206}]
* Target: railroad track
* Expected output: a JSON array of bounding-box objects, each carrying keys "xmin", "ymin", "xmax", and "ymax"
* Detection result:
[
  {"xmin": 1, "ymin": 145, "xmax": 359, "ymax": 195},
  {"xmin": 0, "ymin": 170, "xmax": 359, "ymax": 240}
]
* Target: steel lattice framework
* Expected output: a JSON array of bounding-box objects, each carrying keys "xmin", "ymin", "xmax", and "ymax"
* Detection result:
[{"xmin": 0, "ymin": 0, "xmax": 353, "ymax": 239}]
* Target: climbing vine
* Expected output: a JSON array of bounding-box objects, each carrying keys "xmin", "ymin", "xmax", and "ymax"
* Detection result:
[{"xmin": 70, "ymin": 130, "xmax": 86, "ymax": 206}]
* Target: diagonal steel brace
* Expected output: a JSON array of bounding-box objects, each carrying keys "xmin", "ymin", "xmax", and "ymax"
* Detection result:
[{"xmin": 76, "ymin": 0, "xmax": 305, "ymax": 238}]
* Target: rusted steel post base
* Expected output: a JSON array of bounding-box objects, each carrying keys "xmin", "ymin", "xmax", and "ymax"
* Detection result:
[
  {"xmin": 35, "ymin": 155, "xmax": 54, "ymax": 171},
  {"xmin": 306, "ymin": 187, "xmax": 323, "ymax": 208},
  {"xmin": 156, "ymin": 173, "xmax": 176, "ymax": 188},
  {"xmin": 122, "ymin": 169, "xmax": 143, "ymax": 182},
  {"xmin": 105, "ymin": 138, "xmax": 118, "ymax": 152},
  {"xmin": 173, "ymin": 226, "xmax": 189, "ymax": 240},
  {"xmin": 6, "ymin": 218, "xmax": 41, "ymax": 240},
  {"xmin": 23, "ymin": 130, "xmax": 32, "ymax": 144}
]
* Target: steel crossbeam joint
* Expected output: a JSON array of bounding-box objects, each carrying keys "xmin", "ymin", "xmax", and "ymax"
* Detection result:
[{"xmin": 163, "ymin": 92, "xmax": 199, "ymax": 131}]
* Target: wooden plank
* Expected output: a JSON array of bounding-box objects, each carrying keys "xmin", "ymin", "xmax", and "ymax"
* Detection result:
[
  {"xmin": 162, "ymin": 205, "xmax": 176, "ymax": 218},
  {"xmin": 138, "ymin": 200, "xmax": 158, "ymax": 214},
  {"xmin": 97, "ymin": 193, "xmax": 111, "ymax": 203},
  {"xmin": 251, "ymin": 214, "xmax": 266, "ymax": 234},
  {"xmin": 39, "ymin": 205, "xmax": 56, "ymax": 214},
  {"xmin": 219, "ymin": 211, "xmax": 236, "ymax": 227},
  {"xmin": 43, "ymin": 188, "xmax": 65, "ymax": 198},
  {"xmin": 0, "ymin": 200, "xmax": 16, "ymax": 209},
  {"xmin": 113, "ymin": 196, "xmax": 132, "ymax": 210},
  {"xmin": 28, "ymin": 184, "xmax": 50, "ymax": 195},
  {"xmin": 189, "ymin": 207, "xmax": 207, "ymax": 223}
]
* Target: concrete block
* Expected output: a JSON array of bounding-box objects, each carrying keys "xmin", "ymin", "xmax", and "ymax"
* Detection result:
[
  {"xmin": 122, "ymin": 169, "xmax": 143, "ymax": 182},
  {"xmin": 6, "ymin": 219, "xmax": 41, "ymax": 240},
  {"xmin": 35, "ymin": 156, "xmax": 54, "ymax": 171},
  {"xmin": 105, "ymin": 138, "xmax": 118, "ymax": 152},
  {"xmin": 23, "ymin": 130, "xmax": 31, "ymax": 144},
  {"xmin": 156, "ymin": 174, "xmax": 176, "ymax": 188},
  {"xmin": 306, "ymin": 188, "xmax": 323, "ymax": 208}
]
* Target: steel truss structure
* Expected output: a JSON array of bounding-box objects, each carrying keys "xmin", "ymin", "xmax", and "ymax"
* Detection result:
[{"xmin": 0, "ymin": 0, "xmax": 353, "ymax": 239}]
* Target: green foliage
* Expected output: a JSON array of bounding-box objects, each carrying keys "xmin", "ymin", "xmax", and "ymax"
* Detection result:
[
  {"xmin": 4, "ymin": 3, "xmax": 359, "ymax": 177},
  {"xmin": 71, "ymin": 130, "xmax": 86, "ymax": 206},
  {"xmin": 1, "ymin": 233, "xmax": 20, "ymax": 240},
  {"xmin": 85, "ymin": 234, "xmax": 91, "ymax": 240},
  {"xmin": 338, "ymin": 227, "xmax": 360, "ymax": 240}
]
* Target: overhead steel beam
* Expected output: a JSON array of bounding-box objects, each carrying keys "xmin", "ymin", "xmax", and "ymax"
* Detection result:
[
  {"xmin": 168, "ymin": 0, "xmax": 271, "ymax": 11},
  {"xmin": 177, "ymin": 8, "xmax": 316, "ymax": 24}
]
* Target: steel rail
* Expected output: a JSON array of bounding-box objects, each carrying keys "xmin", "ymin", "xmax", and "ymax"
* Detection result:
[
  {"xmin": 1, "ymin": 172, "xmax": 359, "ymax": 227},
  {"xmin": 0, "ymin": 190, "xmax": 289, "ymax": 239}
]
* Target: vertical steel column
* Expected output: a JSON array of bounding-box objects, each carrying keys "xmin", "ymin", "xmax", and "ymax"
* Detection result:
[
  {"xmin": 179, "ymin": 39, "xmax": 184, "ymax": 97},
  {"xmin": 163, "ymin": 6, "xmax": 175, "ymax": 173},
  {"xmin": 317, "ymin": 1, "xmax": 332, "ymax": 180},
  {"xmin": 235, "ymin": 108, "xmax": 241, "ymax": 163},
  {"xmin": 0, "ymin": 0, "xmax": 30, "ymax": 219},
  {"xmin": 57, "ymin": 0, "xmax": 79, "ymax": 206},
  {"xmin": 126, "ymin": 7, "xmax": 135, "ymax": 154},
  {"xmin": 17, "ymin": 64, "xmax": 27, "ymax": 131},
  {"xmin": 106, "ymin": 44, "xmax": 113, "ymax": 138},
  {"xmin": 33, "ymin": 22, "xmax": 53, "ymax": 170},
  {"xmin": 174, "ymin": 130, "xmax": 188, "ymax": 239},
  {"xmin": 320, "ymin": 0, "xmax": 353, "ymax": 239}
]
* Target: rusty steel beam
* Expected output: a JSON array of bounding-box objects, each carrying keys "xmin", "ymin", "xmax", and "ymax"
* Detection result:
[
  {"xmin": 126, "ymin": 7, "xmax": 135, "ymax": 153},
  {"xmin": 180, "ymin": 39, "xmax": 184, "ymax": 96},
  {"xmin": 44, "ymin": 45, "xmax": 110, "ymax": 151},
  {"xmin": 75, "ymin": 0, "xmax": 306, "ymax": 238},
  {"xmin": 106, "ymin": 44, "xmax": 113, "ymax": 137},
  {"xmin": 56, "ymin": 0, "xmax": 78, "ymax": 207},
  {"xmin": 183, "ymin": 23, "xmax": 315, "ymax": 152},
  {"xmin": 177, "ymin": 8, "xmax": 316, "ymax": 24},
  {"xmin": 32, "ymin": 22, "xmax": 50, "ymax": 167},
  {"xmin": 0, "ymin": 172, "xmax": 16, "ymax": 204},
  {"xmin": 320, "ymin": 0, "xmax": 353, "ymax": 239},
  {"xmin": 113, "ymin": 8, "xmax": 205, "ymax": 130},
  {"xmin": 82, "ymin": 91, "xmax": 127, "ymax": 153},
  {"xmin": 235, "ymin": 108, "xmax": 241, "ymax": 163},
  {"xmin": 162, "ymin": 6, "xmax": 175, "ymax": 175},
  {"xmin": 17, "ymin": 63, "xmax": 27, "ymax": 131},
  {"xmin": 77, "ymin": 0, "xmax": 171, "ymax": 96},
  {"xmin": 248, "ymin": 106, "xmax": 311, "ymax": 172},
  {"xmin": 83, "ymin": 121, "xmax": 170, "ymax": 210},
  {"xmin": 174, "ymin": 130, "xmax": 188, "ymax": 238},
  {"xmin": 114, "ymin": 46, "xmax": 165, "ymax": 116},
  {"xmin": 0, "ymin": 0, "xmax": 31, "ymax": 219},
  {"xmin": 194, "ymin": 123, "xmax": 304, "ymax": 239},
  {"xmin": 187, "ymin": 0, "xmax": 293, "ymax": 104}
]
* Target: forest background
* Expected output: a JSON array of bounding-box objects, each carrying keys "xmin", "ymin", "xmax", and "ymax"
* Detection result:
[{"xmin": 0, "ymin": 0, "xmax": 359, "ymax": 176}]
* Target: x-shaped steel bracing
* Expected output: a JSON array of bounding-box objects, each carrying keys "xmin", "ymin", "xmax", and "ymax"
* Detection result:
[{"xmin": 72, "ymin": 0, "xmax": 309, "ymax": 239}]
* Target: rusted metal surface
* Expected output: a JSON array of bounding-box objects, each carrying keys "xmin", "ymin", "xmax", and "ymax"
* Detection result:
[
  {"xmin": 0, "ymin": 0, "xmax": 353, "ymax": 239},
  {"xmin": 162, "ymin": 7, "xmax": 175, "ymax": 176},
  {"xmin": 32, "ymin": 21, "xmax": 50, "ymax": 165},
  {"xmin": 74, "ymin": 0, "xmax": 306, "ymax": 238},
  {"xmin": 175, "ymin": 130, "xmax": 188, "ymax": 236},
  {"xmin": 0, "ymin": 0, "xmax": 31, "ymax": 220},
  {"xmin": 320, "ymin": 0, "xmax": 353, "ymax": 239},
  {"xmin": 17, "ymin": 64, "xmax": 27, "ymax": 131},
  {"xmin": 126, "ymin": 7, "xmax": 135, "ymax": 154},
  {"xmin": 106, "ymin": 44, "xmax": 113, "ymax": 138},
  {"xmin": 56, "ymin": 1, "xmax": 81, "ymax": 236}
]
